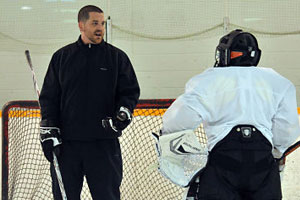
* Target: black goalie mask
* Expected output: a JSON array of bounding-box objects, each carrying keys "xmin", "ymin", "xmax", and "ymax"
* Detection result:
[{"xmin": 214, "ymin": 29, "xmax": 261, "ymax": 67}]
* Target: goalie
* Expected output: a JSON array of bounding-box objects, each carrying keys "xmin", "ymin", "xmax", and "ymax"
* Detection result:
[{"xmin": 159, "ymin": 29, "xmax": 300, "ymax": 200}]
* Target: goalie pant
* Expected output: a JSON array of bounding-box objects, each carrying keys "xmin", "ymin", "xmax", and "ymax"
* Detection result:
[
  {"xmin": 189, "ymin": 125, "xmax": 282, "ymax": 200},
  {"xmin": 50, "ymin": 139, "xmax": 122, "ymax": 200}
]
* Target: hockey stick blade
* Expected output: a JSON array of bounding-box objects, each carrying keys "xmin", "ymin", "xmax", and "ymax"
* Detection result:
[{"xmin": 24, "ymin": 50, "xmax": 68, "ymax": 200}]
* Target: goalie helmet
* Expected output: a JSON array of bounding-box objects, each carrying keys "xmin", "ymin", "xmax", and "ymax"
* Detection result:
[{"xmin": 214, "ymin": 29, "xmax": 261, "ymax": 67}]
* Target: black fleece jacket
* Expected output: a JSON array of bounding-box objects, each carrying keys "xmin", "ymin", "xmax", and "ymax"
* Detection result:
[{"xmin": 39, "ymin": 36, "xmax": 140, "ymax": 140}]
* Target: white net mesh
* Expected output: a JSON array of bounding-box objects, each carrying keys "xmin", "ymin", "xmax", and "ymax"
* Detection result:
[
  {"xmin": 2, "ymin": 100, "xmax": 207, "ymax": 200},
  {"xmin": 1, "ymin": 0, "xmax": 300, "ymax": 53}
]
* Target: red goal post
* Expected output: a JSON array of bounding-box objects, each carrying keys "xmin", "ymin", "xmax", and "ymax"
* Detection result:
[{"xmin": 1, "ymin": 99, "xmax": 207, "ymax": 200}]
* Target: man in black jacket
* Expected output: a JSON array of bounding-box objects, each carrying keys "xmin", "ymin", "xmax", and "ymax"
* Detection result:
[{"xmin": 39, "ymin": 5, "xmax": 140, "ymax": 200}]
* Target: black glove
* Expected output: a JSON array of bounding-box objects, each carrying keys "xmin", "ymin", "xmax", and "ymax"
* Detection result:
[
  {"xmin": 114, "ymin": 106, "xmax": 132, "ymax": 130},
  {"xmin": 102, "ymin": 106, "xmax": 132, "ymax": 134},
  {"xmin": 40, "ymin": 120, "xmax": 62, "ymax": 162}
]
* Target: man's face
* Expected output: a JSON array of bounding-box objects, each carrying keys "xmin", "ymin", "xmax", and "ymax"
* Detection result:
[{"xmin": 79, "ymin": 12, "xmax": 105, "ymax": 44}]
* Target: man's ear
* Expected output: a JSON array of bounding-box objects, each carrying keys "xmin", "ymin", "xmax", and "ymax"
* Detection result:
[{"xmin": 78, "ymin": 21, "xmax": 84, "ymax": 32}]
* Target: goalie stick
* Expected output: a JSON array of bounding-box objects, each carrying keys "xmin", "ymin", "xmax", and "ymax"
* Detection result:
[
  {"xmin": 280, "ymin": 140, "xmax": 300, "ymax": 163},
  {"xmin": 25, "ymin": 50, "xmax": 68, "ymax": 200}
]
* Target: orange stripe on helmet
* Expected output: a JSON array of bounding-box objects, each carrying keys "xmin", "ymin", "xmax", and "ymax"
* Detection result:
[{"xmin": 230, "ymin": 51, "xmax": 243, "ymax": 59}]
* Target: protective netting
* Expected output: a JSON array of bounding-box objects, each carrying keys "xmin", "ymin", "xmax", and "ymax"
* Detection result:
[
  {"xmin": 1, "ymin": 1, "xmax": 300, "ymax": 53},
  {"xmin": 2, "ymin": 100, "xmax": 207, "ymax": 200}
]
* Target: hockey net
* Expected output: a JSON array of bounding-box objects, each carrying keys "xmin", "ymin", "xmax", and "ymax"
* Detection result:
[{"xmin": 2, "ymin": 99, "xmax": 207, "ymax": 200}]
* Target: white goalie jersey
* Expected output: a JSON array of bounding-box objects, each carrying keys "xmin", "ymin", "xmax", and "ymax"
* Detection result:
[
  {"xmin": 162, "ymin": 67, "xmax": 300, "ymax": 157},
  {"xmin": 155, "ymin": 66, "xmax": 300, "ymax": 191}
]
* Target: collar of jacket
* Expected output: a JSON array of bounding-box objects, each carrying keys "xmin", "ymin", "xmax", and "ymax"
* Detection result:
[{"xmin": 76, "ymin": 35, "xmax": 105, "ymax": 50}]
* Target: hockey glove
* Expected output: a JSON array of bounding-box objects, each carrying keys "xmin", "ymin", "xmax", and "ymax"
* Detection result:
[
  {"xmin": 102, "ymin": 106, "xmax": 132, "ymax": 134},
  {"xmin": 40, "ymin": 120, "xmax": 62, "ymax": 163},
  {"xmin": 114, "ymin": 106, "xmax": 132, "ymax": 130}
]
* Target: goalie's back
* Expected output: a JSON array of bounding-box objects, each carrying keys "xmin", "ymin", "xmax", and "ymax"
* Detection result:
[{"xmin": 164, "ymin": 66, "xmax": 299, "ymax": 152}]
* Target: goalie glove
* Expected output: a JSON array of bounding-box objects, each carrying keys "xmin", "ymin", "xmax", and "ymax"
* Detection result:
[
  {"xmin": 40, "ymin": 120, "xmax": 62, "ymax": 163},
  {"xmin": 152, "ymin": 129, "xmax": 208, "ymax": 187},
  {"xmin": 102, "ymin": 106, "xmax": 132, "ymax": 134}
]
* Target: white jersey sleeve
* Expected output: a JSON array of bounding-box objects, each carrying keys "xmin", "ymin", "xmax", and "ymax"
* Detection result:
[
  {"xmin": 161, "ymin": 82, "xmax": 205, "ymax": 134},
  {"xmin": 272, "ymin": 84, "xmax": 300, "ymax": 158}
]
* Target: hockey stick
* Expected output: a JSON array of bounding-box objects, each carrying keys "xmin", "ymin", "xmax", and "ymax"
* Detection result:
[
  {"xmin": 280, "ymin": 140, "xmax": 300, "ymax": 163},
  {"xmin": 25, "ymin": 50, "xmax": 68, "ymax": 200}
]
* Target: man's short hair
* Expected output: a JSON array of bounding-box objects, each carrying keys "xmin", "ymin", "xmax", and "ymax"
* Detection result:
[{"xmin": 78, "ymin": 5, "xmax": 103, "ymax": 23}]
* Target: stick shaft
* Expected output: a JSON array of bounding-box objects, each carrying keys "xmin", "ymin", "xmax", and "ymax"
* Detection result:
[
  {"xmin": 25, "ymin": 50, "xmax": 68, "ymax": 200},
  {"xmin": 281, "ymin": 140, "xmax": 300, "ymax": 161},
  {"xmin": 53, "ymin": 153, "xmax": 68, "ymax": 200},
  {"xmin": 25, "ymin": 50, "xmax": 40, "ymax": 98}
]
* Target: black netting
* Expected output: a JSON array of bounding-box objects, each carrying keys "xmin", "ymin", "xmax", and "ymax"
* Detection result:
[{"xmin": 2, "ymin": 100, "xmax": 207, "ymax": 200}]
